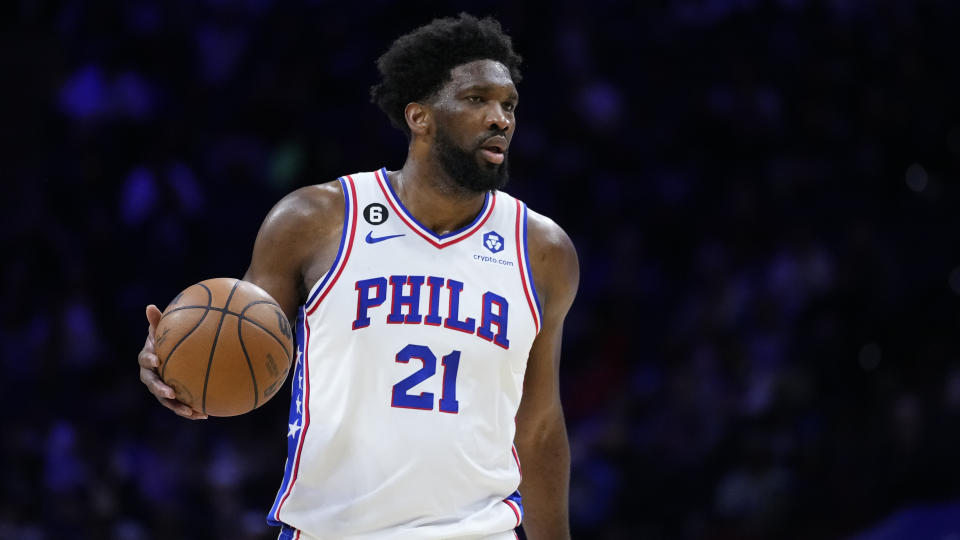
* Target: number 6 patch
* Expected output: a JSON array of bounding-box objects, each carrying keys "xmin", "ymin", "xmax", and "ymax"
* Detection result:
[{"xmin": 363, "ymin": 203, "xmax": 389, "ymax": 225}]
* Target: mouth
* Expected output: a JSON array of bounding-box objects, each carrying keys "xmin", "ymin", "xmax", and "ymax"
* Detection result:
[
  {"xmin": 480, "ymin": 146, "xmax": 505, "ymax": 165},
  {"xmin": 479, "ymin": 136, "xmax": 508, "ymax": 165}
]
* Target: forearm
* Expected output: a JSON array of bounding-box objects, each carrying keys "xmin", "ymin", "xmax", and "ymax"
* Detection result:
[{"xmin": 515, "ymin": 416, "xmax": 571, "ymax": 540}]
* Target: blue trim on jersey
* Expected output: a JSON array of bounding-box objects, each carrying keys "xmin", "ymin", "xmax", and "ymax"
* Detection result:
[
  {"xmin": 521, "ymin": 204, "xmax": 543, "ymax": 322},
  {"xmin": 304, "ymin": 176, "xmax": 351, "ymax": 308},
  {"xmin": 507, "ymin": 489, "xmax": 524, "ymax": 518},
  {"xmin": 267, "ymin": 307, "xmax": 307, "ymax": 527},
  {"xmin": 380, "ymin": 167, "xmax": 491, "ymax": 240}
]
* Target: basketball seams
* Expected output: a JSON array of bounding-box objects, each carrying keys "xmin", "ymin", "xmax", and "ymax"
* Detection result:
[
  {"xmin": 196, "ymin": 282, "xmax": 212, "ymax": 304},
  {"xmin": 238, "ymin": 301, "xmax": 293, "ymax": 360},
  {"xmin": 236, "ymin": 314, "xmax": 261, "ymax": 410},
  {"xmin": 233, "ymin": 299, "xmax": 291, "ymax": 411},
  {"xmin": 165, "ymin": 304, "xmax": 222, "ymax": 315},
  {"xmin": 201, "ymin": 279, "xmax": 242, "ymax": 415},
  {"xmin": 238, "ymin": 321, "xmax": 291, "ymax": 402},
  {"xmin": 159, "ymin": 279, "xmax": 294, "ymax": 417},
  {"xmin": 160, "ymin": 283, "xmax": 213, "ymax": 380},
  {"xmin": 164, "ymin": 303, "xmax": 292, "ymax": 360}
]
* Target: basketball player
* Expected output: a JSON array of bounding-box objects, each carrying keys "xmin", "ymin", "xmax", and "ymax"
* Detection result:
[{"xmin": 137, "ymin": 14, "xmax": 578, "ymax": 540}]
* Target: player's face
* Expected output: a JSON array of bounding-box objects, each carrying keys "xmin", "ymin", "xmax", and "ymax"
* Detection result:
[{"xmin": 430, "ymin": 59, "xmax": 518, "ymax": 193}]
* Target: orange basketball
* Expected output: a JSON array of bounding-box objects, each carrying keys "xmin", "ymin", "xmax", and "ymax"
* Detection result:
[{"xmin": 154, "ymin": 278, "xmax": 294, "ymax": 417}]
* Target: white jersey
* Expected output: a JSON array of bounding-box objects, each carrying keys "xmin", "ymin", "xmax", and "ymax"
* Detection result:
[{"xmin": 267, "ymin": 168, "xmax": 543, "ymax": 539}]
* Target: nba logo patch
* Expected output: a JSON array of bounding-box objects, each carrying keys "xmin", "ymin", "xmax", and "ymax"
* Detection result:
[{"xmin": 483, "ymin": 231, "xmax": 504, "ymax": 254}]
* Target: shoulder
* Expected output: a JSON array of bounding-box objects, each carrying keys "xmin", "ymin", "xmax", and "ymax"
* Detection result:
[
  {"xmin": 261, "ymin": 180, "xmax": 345, "ymax": 238},
  {"xmin": 250, "ymin": 179, "xmax": 346, "ymax": 280},
  {"xmin": 246, "ymin": 179, "xmax": 347, "ymax": 313},
  {"xmin": 525, "ymin": 207, "xmax": 579, "ymax": 318}
]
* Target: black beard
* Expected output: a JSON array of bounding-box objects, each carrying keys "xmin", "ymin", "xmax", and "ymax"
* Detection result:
[{"xmin": 433, "ymin": 127, "xmax": 509, "ymax": 194}]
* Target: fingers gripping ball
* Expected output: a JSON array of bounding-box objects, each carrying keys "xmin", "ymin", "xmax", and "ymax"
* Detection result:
[{"xmin": 155, "ymin": 278, "xmax": 294, "ymax": 417}]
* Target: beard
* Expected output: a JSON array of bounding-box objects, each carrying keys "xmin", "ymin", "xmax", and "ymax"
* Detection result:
[{"xmin": 432, "ymin": 126, "xmax": 510, "ymax": 194}]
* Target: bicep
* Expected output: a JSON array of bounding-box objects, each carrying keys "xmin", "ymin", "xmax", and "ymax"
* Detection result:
[
  {"xmin": 515, "ymin": 318, "xmax": 566, "ymax": 434},
  {"xmin": 242, "ymin": 184, "xmax": 345, "ymax": 321},
  {"xmin": 244, "ymin": 260, "xmax": 300, "ymax": 323},
  {"xmin": 516, "ymin": 213, "xmax": 580, "ymax": 434},
  {"xmin": 243, "ymin": 215, "xmax": 304, "ymax": 321}
]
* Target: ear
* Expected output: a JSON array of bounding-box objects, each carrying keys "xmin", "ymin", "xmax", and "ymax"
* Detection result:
[{"xmin": 404, "ymin": 102, "xmax": 431, "ymax": 137}]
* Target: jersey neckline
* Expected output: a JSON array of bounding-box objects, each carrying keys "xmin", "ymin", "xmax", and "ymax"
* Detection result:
[{"xmin": 374, "ymin": 167, "xmax": 496, "ymax": 249}]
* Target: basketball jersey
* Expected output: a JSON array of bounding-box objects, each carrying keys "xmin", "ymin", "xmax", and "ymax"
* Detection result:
[{"xmin": 267, "ymin": 168, "xmax": 543, "ymax": 539}]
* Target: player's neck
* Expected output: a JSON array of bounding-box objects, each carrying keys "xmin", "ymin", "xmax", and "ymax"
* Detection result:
[{"xmin": 389, "ymin": 159, "xmax": 489, "ymax": 237}]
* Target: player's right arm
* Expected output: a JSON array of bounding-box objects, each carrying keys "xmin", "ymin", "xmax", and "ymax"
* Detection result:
[
  {"xmin": 137, "ymin": 181, "xmax": 346, "ymax": 419},
  {"xmin": 242, "ymin": 181, "xmax": 346, "ymax": 321}
]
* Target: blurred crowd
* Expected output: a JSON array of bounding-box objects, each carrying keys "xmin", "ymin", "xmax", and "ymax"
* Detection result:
[{"xmin": 3, "ymin": 1, "xmax": 960, "ymax": 539}]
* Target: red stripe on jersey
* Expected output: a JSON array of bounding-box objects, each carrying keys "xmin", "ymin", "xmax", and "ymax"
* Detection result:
[
  {"xmin": 307, "ymin": 175, "xmax": 358, "ymax": 316},
  {"xmin": 374, "ymin": 169, "xmax": 495, "ymax": 248},
  {"xmin": 514, "ymin": 200, "xmax": 540, "ymax": 333},
  {"xmin": 512, "ymin": 444, "xmax": 522, "ymax": 477},
  {"xmin": 274, "ymin": 320, "xmax": 312, "ymax": 521},
  {"xmin": 504, "ymin": 499, "xmax": 522, "ymax": 527}
]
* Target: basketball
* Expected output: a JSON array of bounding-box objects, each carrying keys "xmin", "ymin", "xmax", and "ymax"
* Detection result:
[{"xmin": 154, "ymin": 278, "xmax": 294, "ymax": 417}]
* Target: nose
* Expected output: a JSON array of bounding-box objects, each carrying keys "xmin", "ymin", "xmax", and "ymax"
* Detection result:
[{"xmin": 486, "ymin": 103, "xmax": 512, "ymax": 133}]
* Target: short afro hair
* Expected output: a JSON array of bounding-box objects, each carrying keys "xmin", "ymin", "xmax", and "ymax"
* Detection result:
[{"xmin": 370, "ymin": 13, "xmax": 523, "ymax": 136}]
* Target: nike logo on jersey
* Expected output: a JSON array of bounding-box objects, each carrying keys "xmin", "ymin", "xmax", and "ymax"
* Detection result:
[{"xmin": 365, "ymin": 231, "xmax": 405, "ymax": 244}]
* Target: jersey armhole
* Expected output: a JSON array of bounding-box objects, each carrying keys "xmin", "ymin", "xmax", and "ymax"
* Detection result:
[
  {"xmin": 304, "ymin": 176, "xmax": 358, "ymax": 315},
  {"xmin": 514, "ymin": 201, "xmax": 543, "ymax": 333}
]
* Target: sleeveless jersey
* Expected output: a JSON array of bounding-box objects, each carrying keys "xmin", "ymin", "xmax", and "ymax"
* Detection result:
[{"xmin": 267, "ymin": 168, "xmax": 543, "ymax": 539}]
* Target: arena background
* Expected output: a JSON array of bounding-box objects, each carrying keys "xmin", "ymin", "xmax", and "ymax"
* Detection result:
[{"xmin": 3, "ymin": 1, "xmax": 960, "ymax": 538}]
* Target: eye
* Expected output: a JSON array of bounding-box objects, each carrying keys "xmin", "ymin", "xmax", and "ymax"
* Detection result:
[
  {"xmin": 466, "ymin": 96, "xmax": 483, "ymax": 103},
  {"xmin": 503, "ymin": 102, "xmax": 517, "ymax": 112}
]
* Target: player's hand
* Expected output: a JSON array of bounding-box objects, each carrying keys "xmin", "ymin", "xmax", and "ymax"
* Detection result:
[{"xmin": 138, "ymin": 304, "xmax": 208, "ymax": 420}]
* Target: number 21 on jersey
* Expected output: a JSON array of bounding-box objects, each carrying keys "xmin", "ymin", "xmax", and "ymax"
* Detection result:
[{"xmin": 391, "ymin": 344, "xmax": 460, "ymax": 413}]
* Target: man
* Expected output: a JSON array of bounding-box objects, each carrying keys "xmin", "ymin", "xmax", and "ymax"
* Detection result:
[{"xmin": 137, "ymin": 14, "xmax": 578, "ymax": 540}]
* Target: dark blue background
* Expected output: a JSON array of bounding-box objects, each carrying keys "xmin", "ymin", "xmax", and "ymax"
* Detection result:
[{"xmin": 4, "ymin": 1, "xmax": 960, "ymax": 538}]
